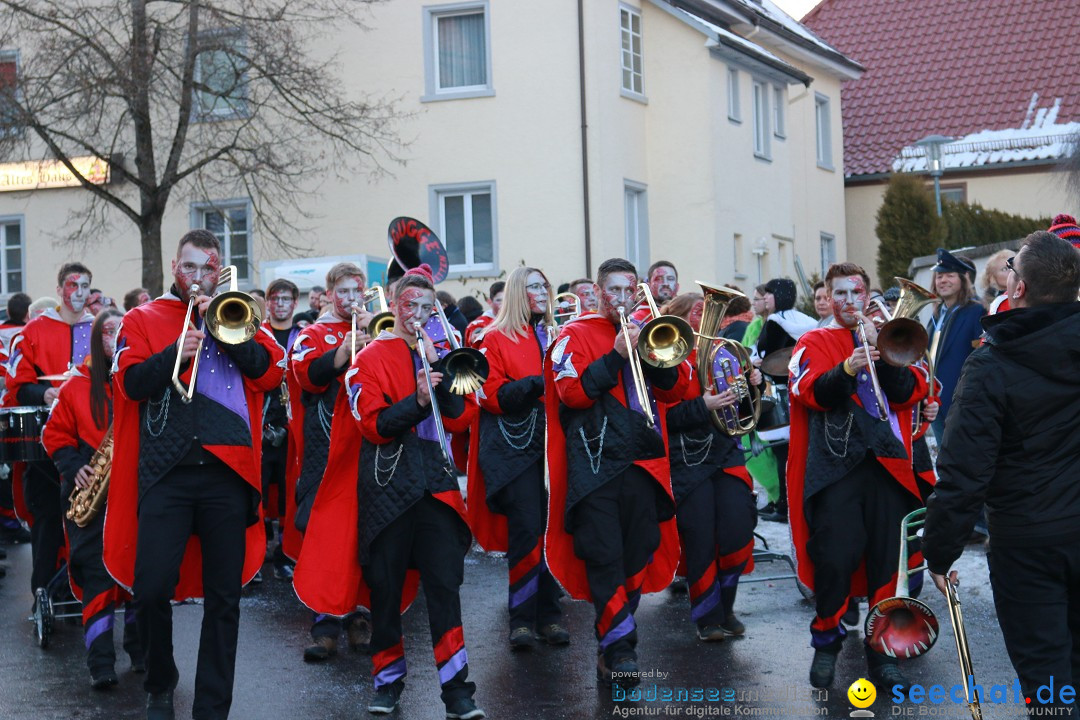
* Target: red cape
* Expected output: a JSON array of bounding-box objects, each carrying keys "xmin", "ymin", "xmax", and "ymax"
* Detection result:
[
  {"xmin": 103, "ymin": 300, "xmax": 284, "ymax": 598},
  {"xmin": 787, "ymin": 327, "xmax": 927, "ymax": 595}
]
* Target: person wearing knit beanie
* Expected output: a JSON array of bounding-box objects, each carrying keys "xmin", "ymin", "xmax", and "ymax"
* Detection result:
[
  {"xmin": 1048, "ymin": 214, "xmax": 1080, "ymax": 248},
  {"xmin": 763, "ymin": 278, "xmax": 797, "ymax": 312}
]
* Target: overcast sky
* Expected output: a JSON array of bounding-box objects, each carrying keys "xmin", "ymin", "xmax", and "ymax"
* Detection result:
[{"xmin": 772, "ymin": 0, "xmax": 819, "ymax": 21}]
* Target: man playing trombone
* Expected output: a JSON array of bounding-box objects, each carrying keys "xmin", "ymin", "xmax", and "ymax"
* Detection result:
[
  {"xmin": 103, "ymin": 230, "xmax": 285, "ymax": 720},
  {"xmin": 545, "ymin": 258, "xmax": 690, "ymax": 686},
  {"xmin": 786, "ymin": 262, "xmax": 928, "ymax": 692}
]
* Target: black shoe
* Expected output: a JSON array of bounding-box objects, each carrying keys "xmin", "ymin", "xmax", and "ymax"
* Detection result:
[
  {"xmin": 668, "ymin": 576, "xmax": 688, "ymax": 594},
  {"xmin": 347, "ymin": 610, "xmax": 373, "ymax": 653},
  {"xmin": 721, "ymin": 612, "xmax": 745, "ymax": 637},
  {"xmin": 759, "ymin": 503, "xmax": 788, "ymax": 523},
  {"xmin": 0, "ymin": 545, "xmax": 7, "ymax": 558},
  {"xmin": 146, "ymin": 690, "xmax": 175, "ymax": 720},
  {"xmin": 0, "ymin": 525, "xmax": 31, "ymax": 544},
  {"xmin": 696, "ymin": 624, "xmax": 726, "ymax": 642},
  {"xmin": 509, "ymin": 626, "xmax": 537, "ymax": 650},
  {"xmin": 251, "ymin": 570, "xmax": 264, "ymax": 584},
  {"xmin": 841, "ymin": 599, "xmax": 860, "ymax": 627},
  {"xmin": 273, "ymin": 564, "xmax": 294, "ymax": 581},
  {"xmin": 90, "ymin": 667, "xmax": 118, "ymax": 690},
  {"xmin": 130, "ymin": 655, "xmax": 146, "ymax": 674},
  {"xmin": 871, "ymin": 663, "xmax": 908, "ymax": 692},
  {"xmin": 368, "ymin": 684, "xmax": 401, "ymax": 714},
  {"xmin": 445, "ymin": 697, "xmax": 486, "ymax": 719},
  {"xmin": 610, "ymin": 657, "xmax": 641, "ymax": 688},
  {"xmin": 303, "ymin": 635, "xmax": 337, "ymax": 662},
  {"xmin": 809, "ymin": 648, "xmax": 838, "ymax": 688},
  {"xmin": 536, "ymin": 623, "xmax": 570, "ymax": 646}
]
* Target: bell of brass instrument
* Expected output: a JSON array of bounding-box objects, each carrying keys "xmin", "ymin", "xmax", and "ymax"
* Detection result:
[
  {"xmin": 635, "ymin": 283, "xmax": 694, "ymax": 369},
  {"xmin": 864, "ymin": 508, "xmax": 940, "ymax": 659},
  {"xmin": 434, "ymin": 299, "xmax": 489, "ymax": 395},
  {"xmin": 876, "ymin": 278, "xmax": 936, "ymax": 367},
  {"xmin": 170, "ymin": 266, "xmax": 263, "ymax": 403},
  {"xmin": 695, "ymin": 282, "xmax": 761, "ymax": 436},
  {"xmin": 65, "ymin": 425, "xmax": 113, "ymax": 528},
  {"xmin": 364, "ymin": 285, "xmax": 395, "ymax": 337},
  {"xmin": 553, "ymin": 292, "xmax": 582, "ymax": 327}
]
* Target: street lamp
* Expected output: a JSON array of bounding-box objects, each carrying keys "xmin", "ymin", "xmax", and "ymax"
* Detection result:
[{"xmin": 914, "ymin": 134, "xmax": 952, "ymax": 216}]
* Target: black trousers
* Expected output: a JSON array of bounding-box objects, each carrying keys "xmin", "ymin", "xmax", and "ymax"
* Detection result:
[
  {"xmin": 675, "ymin": 470, "xmax": 756, "ymax": 628},
  {"xmin": 805, "ymin": 455, "xmax": 917, "ymax": 657},
  {"xmin": 365, "ymin": 494, "xmax": 475, "ymax": 705},
  {"xmin": 773, "ymin": 442, "xmax": 789, "ymax": 508},
  {"xmin": 23, "ymin": 460, "xmax": 63, "ymax": 592},
  {"xmin": 260, "ymin": 438, "xmax": 287, "ymax": 519},
  {"xmin": 489, "ymin": 461, "xmax": 562, "ymax": 631},
  {"xmin": 134, "ymin": 463, "xmax": 249, "ymax": 720},
  {"xmin": 988, "ymin": 541, "xmax": 1080, "ymax": 712},
  {"xmin": 570, "ymin": 465, "xmax": 661, "ymax": 665}
]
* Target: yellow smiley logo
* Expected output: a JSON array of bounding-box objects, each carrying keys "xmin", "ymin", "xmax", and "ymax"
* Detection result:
[{"xmin": 848, "ymin": 677, "xmax": 876, "ymax": 708}]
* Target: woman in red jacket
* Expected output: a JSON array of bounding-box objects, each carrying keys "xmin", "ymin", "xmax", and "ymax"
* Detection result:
[
  {"xmin": 42, "ymin": 307, "xmax": 142, "ymax": 689},
  {"xmin": 467, "ymin": 266, "xmax": 569, "ymax": 650}
]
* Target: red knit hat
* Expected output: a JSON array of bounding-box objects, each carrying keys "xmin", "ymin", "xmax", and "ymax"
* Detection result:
[
  {"xmin": 403, "ymin": 263, "xmax": 435, "ymax": 285},
  {"xmin": 1048, "ymin": 214, "xmax": 1080, "ymax": 247}
]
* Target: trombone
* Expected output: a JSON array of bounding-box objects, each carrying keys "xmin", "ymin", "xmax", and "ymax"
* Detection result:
[
  {"xmin": 553, "ymin": 292, "xmax": 582, "ymax": 327},
  {"xmin": 433, "ymin": 298, "xmax": 489, "ymax": 395},
  {"xmin": 171, "ymin": 266, "xmax": 262, "ymax": 403},
  {"xmin": 414, "ymin": 321, "xmax": 454, "ymax": 472},
  {"xmin": 857, "ymin": 316, "xmax": 890, "ymax": 422}
]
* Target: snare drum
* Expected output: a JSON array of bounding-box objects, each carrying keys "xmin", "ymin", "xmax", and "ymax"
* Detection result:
[
  {"xmin": 757, "ymin": 384, "xmax": 790, "ymax": 432},
  {"xmin": 0, "ymin": 406, "xmax": 50, "ymax": 463}
]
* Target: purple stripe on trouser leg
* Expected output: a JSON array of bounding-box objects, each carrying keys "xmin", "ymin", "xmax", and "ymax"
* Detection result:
[
  {"xmin": 124, "ymin": 605, "xmax": 136, "ymax": 625},
  {"xmin": 509, "ymin": 575, "xmax": 539, "ymax": 610},
  {"xmin": 719, "ymin": 569, "xmax": 740, "ymax": 588},
  {"xmin": 810, "ymin": 623, "xmax": 847, "ymax": 649},
  {"xmin": 599, "ymin": 614, "xmax": 636, "ymax": 650},
  {"xmin": 374, "ymin": 658, "xmax": 407, "ymax": 690},
  {"xmin": 691, "ymin": 582, "xmax": 722, "ymax": 622},
  {"xmin": 85, "ymin": 615, "xmax": 114, "ymax": 650},
  {"xmin": 437, "ymin": 648, "xmax": 468, "ymax": 686}
]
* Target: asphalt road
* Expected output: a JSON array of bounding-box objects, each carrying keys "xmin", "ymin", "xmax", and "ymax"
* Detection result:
[{"xmin": 0, "ymin": 516, "xmax": 1031, "ymax": 720}]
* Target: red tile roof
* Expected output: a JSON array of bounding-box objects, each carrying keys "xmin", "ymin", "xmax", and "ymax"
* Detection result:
[{"xmin": 801, "ymin": 0, "xmax": 1080, "ymax": 177}]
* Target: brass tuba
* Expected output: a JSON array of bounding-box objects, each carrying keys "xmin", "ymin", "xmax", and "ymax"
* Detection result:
[
  {"xmin": 65, "ymin": 425, "xmax": 113, "ymax": 528},
  {"xmin": 695, "ymin": 282, "xmax": 760, "ymax": 436},
  {"xmin": 634, "ymin": 283, "xmax": 695, "ymax": 370},
  {"xmin": 876, "ymin": 278, "xmax": 937, "ymax": 367}
]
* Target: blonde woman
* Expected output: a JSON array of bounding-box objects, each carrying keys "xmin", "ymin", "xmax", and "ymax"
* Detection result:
[{"xmin": 981, "ymin": 249, "xmax": 1012, "ymax": 313}]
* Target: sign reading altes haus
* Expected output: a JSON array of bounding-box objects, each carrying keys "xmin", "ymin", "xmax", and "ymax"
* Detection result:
[{"xmin": 0, "ymin": 156, "xmax": 111, "ymax": 192}]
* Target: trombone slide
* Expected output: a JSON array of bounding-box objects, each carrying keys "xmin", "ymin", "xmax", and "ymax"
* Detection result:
[
  {"xmin": 414, "ymin": 322, "xmax": 454, "ymax": 471},
  {"xmin": 618, "ymin": 305, "xmax": 655, "ymax": 428}
]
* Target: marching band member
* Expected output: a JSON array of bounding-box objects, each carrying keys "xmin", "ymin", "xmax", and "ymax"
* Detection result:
[
  {"xmin": 289, "ymin": 263, "xmax": 374, "ymax": 661},
  {"xmin": 464, "ymin": 281, "xmax": 504, "ymax": 348},
  {"xmin": 631, "ymin": 260, "xmax": 679, "ymax": 323},
  {"xmin": 42, "ymin": 307, "xmax": 143, "ymax": 689},
  {"xmin": 306, "ymin": 264, "xmax": 482, "ymax": 717},
  {"xmin": 568, "ymin": 277, "xmax": 599, "ymax": 314},
  {"xmin": 466, "ymin": 267, "xmax": 569, "ymax": 650},
  {"xmin": 787, "ymin": 262, "xmax": 928, "ymax": 691},
  {"xmin": 6, "ymin": 263, "xmax": 95, "ymax": 603},
  {"xmin": 662, "ymin": 293, "xmax": 759, "ymax": 642},
  {"xmin": 545, "ymin": 258, "xmax": 689, "ymax": 686},
  {"xmin": 103, "ymin": 230, "xmax": 284, "ymax": 720}
]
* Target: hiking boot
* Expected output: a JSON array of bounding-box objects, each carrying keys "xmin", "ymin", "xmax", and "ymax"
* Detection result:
[
  {"xmin": 368, "ymin": 684, "xmax": 401, "ymax": 714},
  {"xmin": 697, "ymin": 624, "xmax": 726, "ymax": 642},
  {"xmin": 509, "ymin": 626, "xmax": 537, "ymax": 650},
  {"xmin": 536, "ymin": 623, "xmax": 570, "ymax": 646},
  {"xmin": 871, "ymin": 663, "xmax": 909, "ymax": 693},
  {"xmin": 809, "ymin": 648, "xmax": 838, "ymax": 688},
  {"xmin": 721, "ymin": 612, "xmax": 746, "ymax": 637},
  {"xmin": 303, "ymin": 635, "xmax": 337, "ymax": 662},
  {"xmin": 90, "ymin": 666, "xmax": 118, "ymax": 690},
  {"xmin": 445, "ymin": 696, "xmax": 486, "ymax": 719},
  {"xmin": 347, "ymin": 610, "xmax": 373, "ymax": 653}
]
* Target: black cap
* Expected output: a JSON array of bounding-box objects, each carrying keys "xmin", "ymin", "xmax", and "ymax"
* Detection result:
[{"xmin": 931, "ymin": 248, "xmax": 975, "ymax": 276}]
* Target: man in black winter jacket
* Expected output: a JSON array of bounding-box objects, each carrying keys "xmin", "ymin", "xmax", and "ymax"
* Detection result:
[{"xmin": 923, "ymin": 230, "xmax": 1080, "ymax": 713}]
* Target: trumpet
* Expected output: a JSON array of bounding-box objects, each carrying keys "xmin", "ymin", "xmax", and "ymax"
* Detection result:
[
  {"xmin": 171, "ymin": 266, "xmax": 262, "ymax": 403},
  {"xmin": 414, "ymin": 321, "xmax": 454, "ymax": 471}
]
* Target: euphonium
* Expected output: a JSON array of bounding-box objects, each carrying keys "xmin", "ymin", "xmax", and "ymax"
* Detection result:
[
  {"xmin": 695, "ymin": 282, "xmax": 760, "ymax": 436},
  {"xmin": 876, "ymin": 278, "xmax": 937, "ymax": 367},
  {"xmin": 635, "ymin": 283, "xmax": 694, "ymax": 369},
  {"xmin": 65, "ymin": 425, "xmax": 113, "ymax": 528}
]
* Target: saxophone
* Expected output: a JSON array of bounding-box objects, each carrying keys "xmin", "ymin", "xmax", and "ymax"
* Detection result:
[{"xmin": 65, "ymin": 425, "xmax": 113, "ymax": 528}]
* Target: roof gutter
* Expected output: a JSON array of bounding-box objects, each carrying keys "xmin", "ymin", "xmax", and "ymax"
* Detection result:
[{"xmin": 577, "ymin": 0, "xmax": 592, "ymax": 276}]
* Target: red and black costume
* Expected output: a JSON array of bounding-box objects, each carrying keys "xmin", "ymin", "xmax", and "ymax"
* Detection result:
[
  {"xmin": 42, "ymin": 365, "xmax": 141, "ymax": 677},
  {"xmin": 346, "ymin": 332, "xmax": 478, "ymax": 706},
  {"xmin": 464, "ymin": 312, "xmax": 495, "ymax": 348},
  {"xmin": 466, "ymin": 320, "xmax": 563, "ymax": 636},
  {"xmin": 5, "ymin": 307, "xmax": 94, "ymax": 593},
  {"xmin": 103, "ymin": 292, "xmax": 283, "ymax": 719},
  {"xmin": 545, "ymin": 314, "xmax": 688, "ymax": 672},
  {"xmin": 665, "ymin": 348, "xmax": 756, "ymax": 634},
  {"xmin": 787, "ymin": 324, "xmax": 929, "ymax": 665}
]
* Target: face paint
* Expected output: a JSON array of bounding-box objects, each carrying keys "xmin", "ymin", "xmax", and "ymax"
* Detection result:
[
  {"xmin": 688, "ymin": 300, "xmax": 704, "ymax": 333},
  {"xmin": 268, "ymin": 292, "xmax": 297, "ymax": 322},
  {"xmin": 395, "ymin": 287, "xmax": 435, "ymax": 331},
  {"xmin": 101, "ymin": 317, "xmax": 120, "ymax": 359},
  {"xmin": 172, "ymin": 245, "xmax": 221, "ymax": 301},
  {"xmin": 599, "ymin": 272, "xmax": 637, "ymax": 323},
  {"xmin": 649, "ymin": 266, "xmax": 678, "ymax": 302},
  {"xmin": 573, "ymin": 283, "xmax": 598, "ymax": 312},
  {"xmin": 331, "ymin": 276, "xmax": 364, "ymax": 320},
  {"xmin": 829, "ymin": 275, "xmax": 867, "ymax": 328},
  {"xmin": 491, "ymin": 291, "xmax": 505, "ymax": 315},
  {"xmin": 525, "ymin": 271, "xmax": 550, "ymax": 315},
  {"xmin": 60, "ymin": 273, "xmax": 92, "ymax": 314}
]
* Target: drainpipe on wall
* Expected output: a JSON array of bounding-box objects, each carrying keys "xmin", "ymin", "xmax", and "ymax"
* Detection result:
[{"xmin": 577, "ymin": 0, "xmax": 593, "ymax": 276}]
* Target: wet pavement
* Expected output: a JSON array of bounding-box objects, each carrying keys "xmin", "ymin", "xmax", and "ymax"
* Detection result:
[{"xmin": 0, "ymin": 517, "xmax": 1030, "ymax": 720}]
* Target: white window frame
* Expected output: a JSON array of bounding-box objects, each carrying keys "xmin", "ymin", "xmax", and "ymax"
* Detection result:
[
  {"xmin": 0, "ymin": 50, "xmax": 22, "ymax": 137},
  {"xmin": 820, "ymin": 232, "xmax": 836, "ymax": 273},
  {"xmin": 619, "ymin": 4, "xmax": 646, "ymax": 102},
  {"xmin": 815, "ymin": 93, "xmax": 833, "ymax": 170},
  {"xmin": 752, "ymin": 79, "xmax": 771, "ymax": 160},
  {"xmin": 0, "ymin": 215, "xmax": 25, "ymax": 294},
  {"xmin": 624, "ymin": 181, "xmax": 650, "ymax": 273},
  {"xmin": 772, "ymin": 85, "xmax": 785, "ymax": 138},
  {"xmin": 429, "ymin": 181, "xmax": 498, "ymax": 277},
  {"xmin": 192, "ymin": 29, "xmax": 249, "ymax": 120},
  {"xmin": 422, "ymin": 2, "xmax": 494, "ymax": 102},
  {"xmin": 727, "ymin": 67, "xmax": 741, "ymax": 123},
  {"xmin": 190, "ymin": 200, "xmax": 253, "ymax": 284}
]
